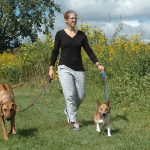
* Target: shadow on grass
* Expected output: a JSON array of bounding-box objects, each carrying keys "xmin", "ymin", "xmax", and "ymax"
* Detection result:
[
  {"xmin": 80, "ymin": 120, "xmax": 94, "ymax": 127},
  {"xmin": 17, "ymin": 128, "xmax": 38, "ymax": 137},
  {"xmin": 112, "ymin": 114, "xmax": 129, "ymax": 122},
  {"xmin": 81, "ymin": 119, "xmax": 121, "ymax": 135},
  {"xmin": 111, "ymin": 128, "xmax": 120, "ymax": 134},
  {"xmin": 101, "ymin": 128, "xmax": 120, "ymax": 136}
]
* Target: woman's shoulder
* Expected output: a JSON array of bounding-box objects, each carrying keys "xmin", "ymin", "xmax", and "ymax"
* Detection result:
[
  {"xmin": 55, "ymin": 30, "xmax": 65, "ymax": 39},
  {"xmin": 77, "ymin": 30, "xmax": 87, "ymax": 39},
  {"xmin": 77, "ymin": 30, "xmax": 85, "ymax": 35},
  {"xmin": 56, "ymin": 29, "xmax": 64, "ymax": 34},
  {"xmin": 77, "ymin": 30, "xmax": 86, "ymax": 37}
]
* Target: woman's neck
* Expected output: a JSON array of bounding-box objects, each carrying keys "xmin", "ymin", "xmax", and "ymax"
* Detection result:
[{"xmin": 66, "ymin": 26, "xmax": 76, "ymax": 32}]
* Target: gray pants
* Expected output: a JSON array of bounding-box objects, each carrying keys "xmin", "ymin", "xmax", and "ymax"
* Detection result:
[{"xmin": 58, "ymin": 65, "xmax": 86, "ymax": 122}]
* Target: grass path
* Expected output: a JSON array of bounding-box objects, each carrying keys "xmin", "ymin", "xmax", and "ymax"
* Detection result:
[{"xmin": 1, "ymin": 82, "xmax": 149, "ymax": 150}]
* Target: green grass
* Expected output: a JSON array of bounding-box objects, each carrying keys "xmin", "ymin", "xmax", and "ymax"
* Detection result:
[{"xmin": 0, "ymin": 81, "xmax": 149, "ymax": 150}]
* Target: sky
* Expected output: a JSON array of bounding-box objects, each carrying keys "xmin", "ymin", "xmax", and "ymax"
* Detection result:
[{"xmin": 41, "ymin": 0, "xmax": 150, "ymax": 42}]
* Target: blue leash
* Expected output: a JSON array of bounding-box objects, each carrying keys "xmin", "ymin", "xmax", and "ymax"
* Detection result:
[{"xmin": 100, "ymin": 71, "xmax": 109, "ymax": 101}]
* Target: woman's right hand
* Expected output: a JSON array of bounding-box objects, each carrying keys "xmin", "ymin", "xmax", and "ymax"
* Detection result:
[
  {"xmin": 98, "ymin": 64, "xmax": 105, "ymax": 72},
  {"xmin": 49, "ymin": 66, "xmax": 55, "ymax": 80}
]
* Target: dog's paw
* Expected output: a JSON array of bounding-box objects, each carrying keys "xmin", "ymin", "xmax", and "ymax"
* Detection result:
[
  {"xmin": 12, "ymin": 130, "xmax": 17, "ymax": 135},
  {"xmin": 96, "ymin": 129, "xmax": 101, "ymax": 133},
  {"xmin": 8, "ymin": 130, "xmax": 16, "ymax": 135},
  {"xmin": 4, "ymin": 136, "xmax": 9, "ymax": 141},
  {"xmin": 108, "ymin": 134, "xmax": 111, "ymax": 137}
]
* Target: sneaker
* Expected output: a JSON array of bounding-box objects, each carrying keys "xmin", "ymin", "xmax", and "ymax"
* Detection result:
[
  {"xmin": 64, "ymin": 109, "xmax": 70, "ymax": 123},
  {"xmin": 72, "ymin": 122, "xmax": 80, "ymax": 131}
]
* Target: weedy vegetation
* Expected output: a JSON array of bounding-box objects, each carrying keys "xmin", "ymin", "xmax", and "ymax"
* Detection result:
[{"xmin": 0, "ymin": 24, "xmax": 149, "ymax": 150}]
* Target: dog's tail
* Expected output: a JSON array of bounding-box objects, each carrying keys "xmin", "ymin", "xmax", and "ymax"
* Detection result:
[{"xmin": 11, "ymin": 83, "xmax": 23, "ymax": 89}]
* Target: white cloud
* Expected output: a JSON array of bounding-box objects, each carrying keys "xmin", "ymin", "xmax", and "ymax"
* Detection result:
[
  {"xmin": 51, "ymin": 0, "xmax": 150, "ymax": 41},
  {"xmin": 56, "ymin": 0, "xmax": 150, "ymax": 20},
  {"xmin": 122, "ymin": 20, "xmax": 141, "ymax": 27}
]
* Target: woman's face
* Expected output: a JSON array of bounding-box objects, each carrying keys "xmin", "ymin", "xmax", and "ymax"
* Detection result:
[{"xmin": 65, "ymin": 13, "xmax": 77, "ymax": 28}]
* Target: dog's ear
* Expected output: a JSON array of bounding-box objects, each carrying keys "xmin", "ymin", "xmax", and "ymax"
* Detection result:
[
  {"xmin": 12, "ymin": 103, "xmax": 19, "ymax": 112},
  {"xmin": 0, "ymin": 106, "xmax": 3, "ymax": 116},
  {"xmin": 15, "ymin": 104, "xmax": 19, "ymax": 112},
  {"xmin": 107, "ymin": 99, "xmax": 112, "ymax": 107},
  {"xmin": 96, "ymin": 99, "xmax": 101, "ymax": 107}
]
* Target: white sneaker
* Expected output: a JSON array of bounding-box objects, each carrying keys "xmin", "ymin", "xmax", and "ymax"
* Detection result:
[
  {"xmin": 64, "ymin": 109, "xmax": 70, "ymax": 123},
  {"xmin": 73, "ymin": 122, "xmax": 80, "ymax": 131}
]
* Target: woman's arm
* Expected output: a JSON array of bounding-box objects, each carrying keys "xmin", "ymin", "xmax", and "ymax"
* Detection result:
[
  {"xmin": 49, "ymin": 31, "xmax": 61, "ymax": 80},
  {"xmin": 82, "ymin": 33, "xmax": 104, "ymax": 72}
]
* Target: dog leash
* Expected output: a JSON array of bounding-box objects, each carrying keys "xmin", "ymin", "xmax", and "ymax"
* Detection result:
[
  {"xmin": 100, "ymin": 71, "xmax": 109, "ymax": 101},
  {"xmin": 19, "ymin": 77, "xmax": 51, "ymax": 112}
]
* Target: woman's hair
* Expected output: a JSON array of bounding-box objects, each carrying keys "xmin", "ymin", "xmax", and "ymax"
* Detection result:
[{"xmin": 64, "ymin": 10, "xmax": 78, "ymax": 20}]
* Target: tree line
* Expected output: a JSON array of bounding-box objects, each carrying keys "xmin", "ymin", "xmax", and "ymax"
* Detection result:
[{"xmin": 0, "ymin": 0, "xmax": 61, "ymax": 53}]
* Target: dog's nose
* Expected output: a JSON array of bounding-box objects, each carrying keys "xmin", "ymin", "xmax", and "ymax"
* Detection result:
[
  {"xmin": 5, "ymin": 117, "xmax": 11, "ymax": 121},
  {"xmin": 102, "ymin": 113, "xmax": 107, "ymax": 117}
]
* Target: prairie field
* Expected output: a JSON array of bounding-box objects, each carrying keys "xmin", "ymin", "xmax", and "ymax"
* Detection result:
[{"xmin": 0, "ymin": 24, "xmax": 150, "ymax": 149}]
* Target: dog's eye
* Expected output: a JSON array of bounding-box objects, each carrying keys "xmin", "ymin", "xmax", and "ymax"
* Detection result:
[{"xmin": 3, "ymin": 109, "xmax": 7, "ymax": 111}]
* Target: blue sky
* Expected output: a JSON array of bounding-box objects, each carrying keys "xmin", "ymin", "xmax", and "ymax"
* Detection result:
[{"xmin": 39, "ymin": 0, "xmax": 150, "ymax": 42}]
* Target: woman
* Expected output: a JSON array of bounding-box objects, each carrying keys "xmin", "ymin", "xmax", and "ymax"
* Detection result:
[{"xmin": 49, "ymin": 10, "xmax": 104, "ymax": 130}]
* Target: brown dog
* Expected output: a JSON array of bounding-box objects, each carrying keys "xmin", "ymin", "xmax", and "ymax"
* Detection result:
[
  {"xmin": 0, "ymin": 84, "xmax": 21, "ymax": 140},
  {"xmin": 93, "ymin": 99, "xmax": 112, "ymax": 137}
]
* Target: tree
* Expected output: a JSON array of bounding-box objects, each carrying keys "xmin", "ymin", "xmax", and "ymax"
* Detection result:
[{"xmin": 0, "ymin": 0, "xmax": 61, "ymax": 53}]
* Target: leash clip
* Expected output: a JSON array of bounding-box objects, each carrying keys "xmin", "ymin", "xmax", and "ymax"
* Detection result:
[{"xmin": 100, "ymin": 71, "xmax": 107, "ymax": 80}]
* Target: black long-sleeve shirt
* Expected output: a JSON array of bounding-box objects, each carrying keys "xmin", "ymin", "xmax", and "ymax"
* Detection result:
[{"xmin": 50, "ymin": 30, "xmax": 98, "ymax": 71}]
